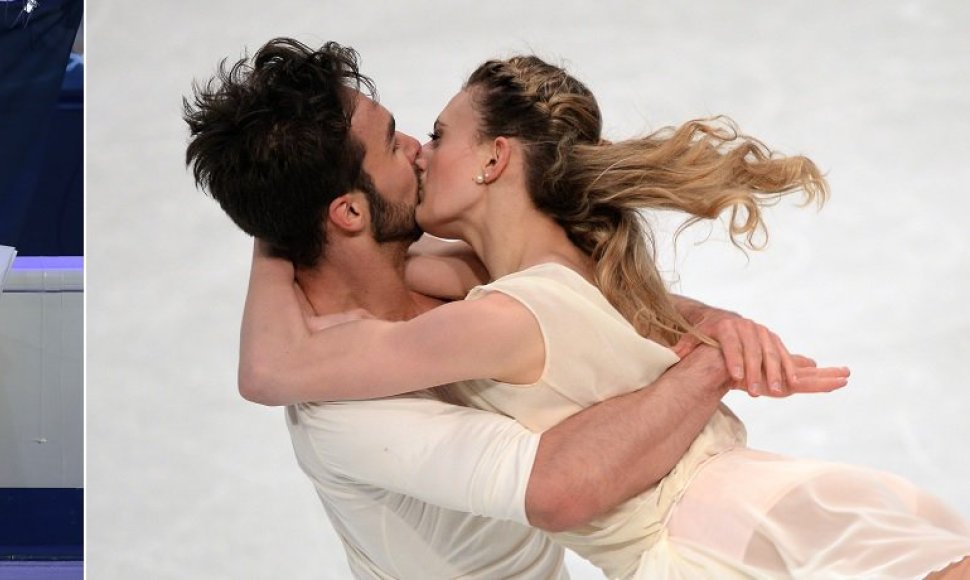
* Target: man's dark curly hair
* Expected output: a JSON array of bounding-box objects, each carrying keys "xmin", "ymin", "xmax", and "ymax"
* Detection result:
[{"xmin": 183, "ymin": 38, "xmax": 377, "ymax": 267}]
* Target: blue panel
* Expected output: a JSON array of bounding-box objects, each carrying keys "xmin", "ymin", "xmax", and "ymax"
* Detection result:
[
  {"xmin": 0, "ymin": 0, "xmax": 84, "ymax": 256},
  {"xmin": 0, "ymin": 489, "xmax": 83, "ymax": 561}
]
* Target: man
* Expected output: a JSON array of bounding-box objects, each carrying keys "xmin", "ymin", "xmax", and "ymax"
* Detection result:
[{"xmin": 184, "ymin": 38, "xmax": 839, "ymax": 578}]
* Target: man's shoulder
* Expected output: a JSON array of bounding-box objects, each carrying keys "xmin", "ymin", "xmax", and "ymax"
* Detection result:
[{"xmin": 285, "ymin": 390, "xmax": 454, "ymax": 438}]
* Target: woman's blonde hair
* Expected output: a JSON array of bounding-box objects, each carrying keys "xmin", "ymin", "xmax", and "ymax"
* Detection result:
[{"xmin": 466, "ymin": 56, "xmax": 828, "ymax": 345}]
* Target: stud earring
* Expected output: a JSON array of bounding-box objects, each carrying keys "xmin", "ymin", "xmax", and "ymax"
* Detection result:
[{"xmin": 474, "ymin": 172, "xmax": 486, "ymax": 185}]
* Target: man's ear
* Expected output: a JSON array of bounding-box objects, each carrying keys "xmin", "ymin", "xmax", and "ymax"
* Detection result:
[
  {"xmin": 483, "ymin": 136, "xmax": 512, "ymax": 183},
  {"xmin": 328, "ymin": 193, "xmax": 367, "ymax": 234}
]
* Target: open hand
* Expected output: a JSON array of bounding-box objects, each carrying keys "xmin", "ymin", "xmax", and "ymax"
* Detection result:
[
  {"xmin": 743, "ymin": 354, "xmax": 850, "ymax": 397},
  {"xmin": 672, "ymin": 313, "xmax": 849, "ymax": 397}
]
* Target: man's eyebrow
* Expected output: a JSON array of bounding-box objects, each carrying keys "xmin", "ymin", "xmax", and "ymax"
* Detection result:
[{"xmin": 386, "ymin": 115, "xmax": 396, "ymax": 150}]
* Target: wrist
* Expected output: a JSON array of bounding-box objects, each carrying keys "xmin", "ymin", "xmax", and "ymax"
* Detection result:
[{"xmin": 681, "ymin": 345, "xmax": 732, "ymax": 396}]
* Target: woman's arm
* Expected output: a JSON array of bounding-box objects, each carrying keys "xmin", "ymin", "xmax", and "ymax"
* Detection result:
[
  {"xmin": 239, "ymin": 242, "xmax": 542, "ymax": 406},
  {"xmin": 405, "ymin": 235, "xmax": 489, "ymax": 299}
]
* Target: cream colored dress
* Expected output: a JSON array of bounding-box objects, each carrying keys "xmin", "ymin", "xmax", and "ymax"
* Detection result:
[{"xmin": 453, "ymin": 263, "xmax": 970, "ymax": 579}]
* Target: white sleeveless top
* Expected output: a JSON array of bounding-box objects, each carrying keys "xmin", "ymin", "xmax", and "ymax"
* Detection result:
[{"xmin": 452, "ymin": 263, "xmax": 747, "ymax": 578}]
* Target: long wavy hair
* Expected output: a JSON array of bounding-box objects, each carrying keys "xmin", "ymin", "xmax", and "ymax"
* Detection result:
[{"xmin": 466, "ymin": 56, "xmax": 828, "ymax": 345}]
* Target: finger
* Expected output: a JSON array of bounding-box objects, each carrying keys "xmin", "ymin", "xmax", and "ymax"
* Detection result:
[
  {"xmin": 730, "ymin": 381, "xmax": 760, "ymax": 397},
  {"xmin": 306, "ymin": 316, "xmax": 336, "ymax": 332},
  {"xmin": 714, "ymin": 322, "xmax": 745, "ymax": 382},
  {"xmin": 307, "ymin": 314, "xmax": 352, "ymax": 331},
  {"xmin": 789, "ymin": 377, "xmax": 848, "ymax": 393},
  {"xmin": 759, "ymin": 326, "xmax": 785, "ymax": 396},
  {"xmin": 671, "ymin": 333, "xmax": 699, "ymax": 359},
  {"xmin": 771, "ymin": 333, "xmax": 796, "ymax": 393},
  {"xmin": 790, "ymin": 367, "xmax": 851, "ymax": 393},
  {"xmin": 736, "ymin": 320, "xmax": 764, "ymax": 395},
  {"xmin": 337, "ymin": 308, "xmax": 375, "ymax": 322},
  {"xmin": 352, "ymin": 308, "xmax": 376, "ymax": 319},
  {"xmin": 791, "ymin": 354, "xmax": 817, "ymax": 368},
  {"xmin": 797, "ymin": 366, "xmax": 850, "ymax": 378}
]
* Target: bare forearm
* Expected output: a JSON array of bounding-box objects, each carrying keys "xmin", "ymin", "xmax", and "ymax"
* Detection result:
[
  {"xmin": 238, "ymin": 246, "xmax": 534, "ymax": 404},
  {"xmin": 405, "ymin": 235, "xmax": 488, "ymax": 300},
  {"xmin": 238, "ymin": 244, "xmax": 312, "ymax": 404},
  {"xmin": 238, "ymin": 244, "xmax": 390, "ymax": 405},
  {"xmin": 238, "ymin": 258, "xmax": 405, "ymax": 404},
  {"xmin": 526, "ymin": 346, "xmax": 729, "ymax": 531}
]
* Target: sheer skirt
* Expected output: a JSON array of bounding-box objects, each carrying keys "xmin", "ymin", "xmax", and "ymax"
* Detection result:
[{"xmin": 646, "ymin": 448, "xmax": 970, "ymax": 579}]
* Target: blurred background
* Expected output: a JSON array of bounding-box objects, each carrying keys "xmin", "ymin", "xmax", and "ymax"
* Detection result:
[
  {"xmin": 86, "ymin": 1, "xmax": 970, "ymax": 578},
  {"xmin": 0, "ymin": 0, "xmax": 83, "ymax": 577}
]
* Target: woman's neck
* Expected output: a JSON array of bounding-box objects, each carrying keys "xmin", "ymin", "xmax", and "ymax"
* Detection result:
[{"xmin": 464, "ymin": 188, "xmax": 593, "ymax": 282}]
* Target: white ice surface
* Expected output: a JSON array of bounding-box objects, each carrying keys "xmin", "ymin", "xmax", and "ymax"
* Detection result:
[{"xmin": 86, "ymin": 1, "xmax": 970, "ymax": 578}]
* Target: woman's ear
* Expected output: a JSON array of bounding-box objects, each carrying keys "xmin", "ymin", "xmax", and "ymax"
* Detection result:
[
  {"xmin": 328, "ymin": 193, "xmax": 367, "ymax": 234},
  {"xmin": 482, "ymin": 136, "xmax": 512, "ymax": 184}
]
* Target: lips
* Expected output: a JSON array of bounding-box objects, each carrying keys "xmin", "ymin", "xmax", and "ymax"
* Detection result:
[
  {"xmin": 413, "ymin": 168, "xmax": 424, "ymax": 202},
  {"xmin": 416, "ymin": 181, "xmax": 426, "ymax": 204}
]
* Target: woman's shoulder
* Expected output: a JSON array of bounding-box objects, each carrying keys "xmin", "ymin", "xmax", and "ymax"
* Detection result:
[
  {"xmin": 470, "ymin": 261, "xmax": 594, "ymax": 296},
  {"xmin": 467, "ymin": 261, "xmax": 633, "ymax": 331}
]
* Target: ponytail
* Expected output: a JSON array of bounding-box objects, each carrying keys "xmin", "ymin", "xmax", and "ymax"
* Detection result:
[{"xmin": 554, "ymin": 117, "xmax": 828, "ymax": 344}]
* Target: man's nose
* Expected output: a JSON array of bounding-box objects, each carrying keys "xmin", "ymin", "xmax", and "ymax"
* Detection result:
[
  {"xmin": 400, "ymin": 133, "xmax": 421, "ymax": 163},
  {"xmin": 413, "ymin": 140, "xmax": 429, "ymax": 171}
]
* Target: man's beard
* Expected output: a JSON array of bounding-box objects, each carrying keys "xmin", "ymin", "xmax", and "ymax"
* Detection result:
[{"xmin": 365, "ymin": 186, "xmax": 423, "ymax": 245}]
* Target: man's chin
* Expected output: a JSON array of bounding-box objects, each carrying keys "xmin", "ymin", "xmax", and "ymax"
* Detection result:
[
  {"xmin": 404, "ymin": 226, "xmax": 424, "ymax": 244},
  {"xmin": 377, "ymin": 225, "xmax": 423, "ymax": 246}
]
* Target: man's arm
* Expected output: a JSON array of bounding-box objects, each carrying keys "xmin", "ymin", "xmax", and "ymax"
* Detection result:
[
  {"xmin": 296, "ymin": 345, "xmax": 843, "ymax": 534},
  {"xmin": 529, "ymin": 344, "xmax": 845, "ymax": 531},
  {"xmin": 301, "ymin": 395, "xmax": 543, "ymax": 525},
  {"xmin": 526, "ymin": 344, "xmax": 729, "ymax": 531},
  {"xmin": 298, "ymin": 349, "xmax": 728, "ymax": 532}
]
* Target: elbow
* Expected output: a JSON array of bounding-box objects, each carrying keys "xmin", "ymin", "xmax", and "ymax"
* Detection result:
[
  {"xmin": 238, "ymin": 360, "xmax": 285, "ymax": 406},
  {"xmin": 525, "ymin": 486, "xmax": 601, "ymax": 533},
  {"xmin": 527, "ymin": 508, "xmax": 571, "ymax": 533}
]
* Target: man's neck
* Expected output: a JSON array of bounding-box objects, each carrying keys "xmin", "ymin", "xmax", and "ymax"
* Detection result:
[{"xmin": 296, "ymin": 239, "xmax": 424, "ymax": 322}]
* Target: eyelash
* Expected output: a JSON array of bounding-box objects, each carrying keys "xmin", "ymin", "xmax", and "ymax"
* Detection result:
[{"xmin": 427, "ymin": 131, "xmax": 441, "ymax": 142}]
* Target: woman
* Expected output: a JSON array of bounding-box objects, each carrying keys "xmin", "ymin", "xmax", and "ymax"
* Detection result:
[{"xmin": 241, "ymin": 55, "xmax": 970, "ymax": 578}]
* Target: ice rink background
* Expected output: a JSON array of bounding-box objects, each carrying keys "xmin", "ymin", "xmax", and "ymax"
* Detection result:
[{"xmin": 86, "ymin": 1, "xmax": 970, "ymax": 578}]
